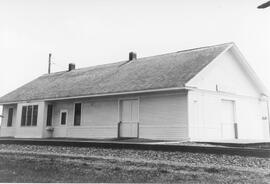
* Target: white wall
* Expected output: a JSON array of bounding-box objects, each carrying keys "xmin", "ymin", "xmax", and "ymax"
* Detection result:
[
  {"xmin": 52, "ymin": 98, "xmax": 119, "ymax": 138},
  {"xmin": 139, "ymin": 93, "xmax": 188, "ymax": 140},
  {"xmin": 187, "ymin": 48, "xmax": 260, "ymax": 98},
  {"xmin": 0, "ymin": 91, "xmax": 188, "ymax": 140},
  {"xmin": 188, "ymin": 90, "xmax": 269, "ymax": 140},
  {"xmin": 187, "ymin": 48, "xmax": 269, "ymax": 140},
  {"xmin": 0, "ymin": 104, "xmax": 17, "ymax": 137},
  {"xmin": 15, "ymin": 101, "xmax": 46, "ymax": 138},
  {"xmin": 0, "ymin": 106, "xmax": 2, "ymax": 126},
  {"xmin": 50, "ymin": 91, "xmax": 188, "ymax": 140}
]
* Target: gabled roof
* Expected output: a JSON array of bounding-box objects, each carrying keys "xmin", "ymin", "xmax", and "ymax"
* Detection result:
[{"xmin": 0, "ymin": 43, "xmax": 233, "ymax": 103}]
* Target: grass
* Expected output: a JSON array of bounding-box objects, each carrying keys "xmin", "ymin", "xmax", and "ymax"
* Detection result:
[{"xmin": 0, "ymin": 152, "xmax": 269, "ymax": 183}]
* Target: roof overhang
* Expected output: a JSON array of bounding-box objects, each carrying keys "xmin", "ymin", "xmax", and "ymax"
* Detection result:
[
  {"xmin": 185, "ymin": 43, "xmax": 269, "ymax": 97},
  {"xmin": 230, "ymin": 44, "xmax": 270, "ymax": 97},
  {"xmin": 0, "ymin": 87, "xmax": 188, "ymax": 105}
]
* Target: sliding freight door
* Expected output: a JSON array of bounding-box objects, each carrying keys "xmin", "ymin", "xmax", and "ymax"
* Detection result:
[{"xmin": 221, "ymin": 100, "xmax": 237, "ymax": 139}]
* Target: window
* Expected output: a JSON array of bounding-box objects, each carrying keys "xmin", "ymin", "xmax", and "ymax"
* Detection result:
[
  {"xmin": 60, "ymin": 111, "xmax": 67, "ymax": 125},
  {"xmin": 26, "ymin": 106, "xmax": 32, "ymax": 126},
  {"xmin": 21, "ymin": 105, "xmax": 38, "ymax": 126},
  {"xmin": 32, "ymin": 105, "xmax": 38, "ymax": 126},
  {"xmin": 21, "ymin": 106, "xmax": 27, "ymax": 126},
  {"xmin": 7, "ymin": 108, "xmax": 13, "ymax": 127},
  {"xmin": 74, "ymin": 103, "xmax": 81, "ymax": 126},
  {"xmin": 46, "ymin": 104, "xmax": 53, "ymax": 126}
]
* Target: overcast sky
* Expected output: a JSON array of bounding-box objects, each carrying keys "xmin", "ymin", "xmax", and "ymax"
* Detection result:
[{"xmin": 0, "ymin": 0, "xmax": 270, "ymax": 100}]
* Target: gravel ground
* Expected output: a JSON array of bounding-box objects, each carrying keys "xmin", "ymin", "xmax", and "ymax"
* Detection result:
[
  {"xmin": 0, "ymin": 144, "xmax": 269, "ymax": 169},
  {"xmin": 0, "ymin": 144, "xmax": 269, "ymax": 183},
  {"xmin": 1, "ymin": 152, "xmax": 269, "ymax": 183}
]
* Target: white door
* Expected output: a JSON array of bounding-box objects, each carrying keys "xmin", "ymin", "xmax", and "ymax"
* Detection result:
[
  {"xmin": 119, "ymin": 99, "xmax": 139, "ymax": 138},
  {"xmin": 57, "ymin": 110, "xmax": 68, "ymax": 137},
  {"xmin": 221, "ymin": 100, "xmax": 236, "ymax": 139}
]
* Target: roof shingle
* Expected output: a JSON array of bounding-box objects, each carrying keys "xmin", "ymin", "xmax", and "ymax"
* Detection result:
[{"xmin": 0, "ymin": 43, "xmax": 232, "ymax": 103}]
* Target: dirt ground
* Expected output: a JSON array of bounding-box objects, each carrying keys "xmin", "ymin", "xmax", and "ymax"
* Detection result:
[
  {"xmin": 0, "ymin": 144, "xmax": 269, "ymax": 183},
  {"xmin": 0, "ymin": 153, "xmax": 269, "ymax": 183}
]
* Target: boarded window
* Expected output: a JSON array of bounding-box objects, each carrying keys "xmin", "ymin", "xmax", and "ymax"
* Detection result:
[
  {"xmin": 61, "ymin": 112, "xmax": 67, "ymax": 125},
  {"xmin": 7, "ymin": 108, "xmax": 13, "ymax": 127},
  {"xmin": 74, "ymin": 103, "xmax": 81, "ymax": 126},
  {"xmin": 32, "ymin": 105, "xmax": 38, "ymax": 126},
  {"xmin": 21, "ymin": 106, "xmax": 27, "ymax": 126},
  {"xmin": 46, "ymin": 104, "xmax": 53, "ymax": 126}
]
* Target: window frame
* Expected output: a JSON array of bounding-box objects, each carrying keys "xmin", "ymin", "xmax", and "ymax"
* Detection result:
[
  {"xmin": 32, "ymin": 105, "xmax": 38, "ymax": 126},
  {"xmin": 7, "ymin": 108, "xmax": 14, "ymax": 127},
  {"xmin": 60, "ymin": 110, "xmax": 68, "ymax": 126},
  {"xmin": 21, "ymin": 105, "xmax": 38, "ymax": 127},
  {"xmin": 26, "ymin": 105, "xmax": 33, "ymax": 126},
  {"xmin": 46, "ymin": 104, "xmax": 53, "ymax": 126},
  {"xmin": 21, "ymin": 106, "xmax": 27, "ymax": 126},
  {"xmin": 73, "ymin": 102, "xmax": 82, "ymax": 126}
]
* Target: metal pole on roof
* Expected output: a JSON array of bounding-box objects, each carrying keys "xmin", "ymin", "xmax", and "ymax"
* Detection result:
[{"xmin": 48, "ymin": 53, "xmax": 52, "ymax": 74}]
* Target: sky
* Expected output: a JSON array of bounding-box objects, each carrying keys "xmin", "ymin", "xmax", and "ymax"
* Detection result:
[{"xmin": 0, "ymin": 0, "xmax": 270, "ymax": 104}]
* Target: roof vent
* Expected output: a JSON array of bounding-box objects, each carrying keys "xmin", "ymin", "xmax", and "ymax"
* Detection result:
[
  {"xmin": 68, "ymin": 63, "xmax": 76, "ymax": 71},
  {"xmin": 129, "ymin": 52, "xmax": 137, "ymax": 61}
]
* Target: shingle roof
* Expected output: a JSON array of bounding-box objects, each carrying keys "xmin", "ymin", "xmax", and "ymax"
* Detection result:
[{"xmin": 0, "ymin": 43, "xmax": 232, "ymax": 103}]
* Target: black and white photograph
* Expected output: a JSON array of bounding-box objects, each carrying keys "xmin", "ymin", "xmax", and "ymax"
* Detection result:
[{"xmin": 0, "ymin": 0, "xmax": 270, "ymax": 183}]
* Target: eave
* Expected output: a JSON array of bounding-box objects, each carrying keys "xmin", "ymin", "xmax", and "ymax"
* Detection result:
[{"xmin": 0, "ymin": 87, "xmax": 188, "ymax": 105}]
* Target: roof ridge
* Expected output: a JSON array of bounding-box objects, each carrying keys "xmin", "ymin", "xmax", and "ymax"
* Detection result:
[
  {"xmin": 43, "ymin": 42, "xmax": 233, "ymax": 76},
  {"xmin": 43, "ymin": 60, "xmax": 126, "ymax": 76},
  {"xmin": 133, "ymin": 42, "xmax": 233, "ymax": 62},
  {"xmin": 0, "ymin": 42, "xmax": 233, "ymax": 103},
  {"xmin": 176, "ymin": 42, "xmax": 234, "ymax": 53}
]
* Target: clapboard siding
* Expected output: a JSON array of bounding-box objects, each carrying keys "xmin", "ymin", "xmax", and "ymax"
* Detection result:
[
  {"xmin": 52, "ymin": 101, "xmax": 74, "ymax": 127},
  {"xmin": 0, "ymin": 104, "xmax": 17, "ymax": 137},
  {"xmin": 51, "ymin": 92, "xmax": 188, "ymax": 140},
  {"xmin": 53, "ymin": 127, "xmax": 67, "ymax": 137},
  {"xmin": 139, "ymin": 125, "xmax": 188, "ymax": 140},
  {"xmin": 140, "ymin": 93, "xmax": 188, "ymax": 140},
  {"xmin": 15, "ymin": 102, "xmax": 46, "ymax": 138},
  {"xmin": 66, "ymin": 125, "xmax": 118, "ymax": 138},
  {"xmin": 187, "ymin": 48, "xmax": 269, "ymax": 141},
  {"xmin": 188, "ymin": 90, "xmax": 269, "ymax": 140},
  {"xmin": 83, "ymin": 100, "xmax": 118, "ymax": 125},
  {"xmin": 53, "ymin": 126, "xmax": 118, "ymax": 138},
  {"xmin": 0, "ymin": 127, "xmax": 16, "ymax": 137},
  {"xmin": 52, "ymin": 98, "xmax": 119, "ymax": 138}
]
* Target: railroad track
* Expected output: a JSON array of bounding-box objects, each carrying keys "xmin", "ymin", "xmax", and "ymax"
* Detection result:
[{"xmin": 0, "ymin": 138, "xmax": 269, "ymax": 158}]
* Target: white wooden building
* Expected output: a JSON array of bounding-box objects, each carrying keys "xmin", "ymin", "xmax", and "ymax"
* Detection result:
[{"xmin": 0, "ymin": 43, "xmax": 269, "ymax": 141}]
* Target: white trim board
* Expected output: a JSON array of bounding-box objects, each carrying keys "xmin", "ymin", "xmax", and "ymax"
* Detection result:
[{"xmin": 0, "ymin": 87, "xmax": 187, "ymax": 105}]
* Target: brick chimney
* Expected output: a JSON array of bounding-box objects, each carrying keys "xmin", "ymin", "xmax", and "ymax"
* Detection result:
[
  {"xmin": 68, "ymin": 63, "xmax": 76, "ymax": 71},
  {"xmin": 129, "ymin": 52, "xmax": 137, "ymax": 61}
]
